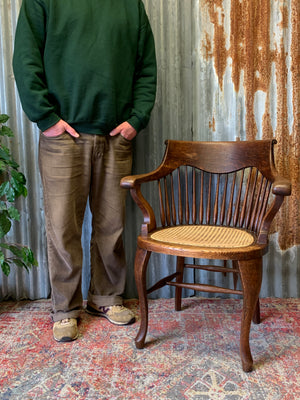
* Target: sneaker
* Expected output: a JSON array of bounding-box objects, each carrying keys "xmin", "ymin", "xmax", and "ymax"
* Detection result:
[
  {"xmin": 86, "ymin": 304, "xmax": 135, "ymax": 325},
  {"xmin": 53, "ymin": 318, "xmax": 78, "ymax": 342}
]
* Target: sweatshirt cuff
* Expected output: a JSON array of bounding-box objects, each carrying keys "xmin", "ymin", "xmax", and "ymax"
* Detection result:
[
  {"xmin": 37, "ymin": 113, "xmax": 61, "ymax": 132},
  {"xmin": 127, "ymin": 115, "xmax": 144, "ymax": 133}
]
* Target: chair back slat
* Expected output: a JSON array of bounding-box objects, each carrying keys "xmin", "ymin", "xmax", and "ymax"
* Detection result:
[
  {"xmin": 206, "ymin": 174, "xmax": 212, "ymax": 224},
  {"xmin": 220, "ymin": 175, "xmax": 228, "ymax": 225},
  {"xmin": 226, "ymin": 172, "xmax": 236, "ymax": 226},
  {"xmin": 213, "ymin": 174, "xmax": 220, "ymax": 225},
  {"xmin": 177, "ymin": 169, "xmax": 183, "ymax": 224},
  {"xmin": 158, "ymin": 180, "xmax": 165, "ymax": 226},
  {"xmin": 163, "ymin": 176, "xmax": 171, "ymax": 226},
  {"xmin": 253, "ymin": 178, "xmax": 266, "ymax": 231},
  {"xmin": 233, "ymin": 170, "xmax": 244, "ymax": 227},
  {"xmin": 250, "ymin": 177, "xmax": 270, "ymax": 232},
  {"xmin": 256, "ymin": 181, "xmax": 272, "ymax": 232},
  {"xmin": 192, "ymin": 168, "xmax": 197, "ymax": 224},
  {"xmin": 239, "ymin": 168, "xmax": 253, "ymax": 228},
  {"xmin": 243, "ymin": 168, "xmax": 257, "ymax": 229},
  {"xmin": 199, "ymin": 170, "xmax": 204, "ymax": 224},
  {"xmin": 170, "ymin": 173, "xmax": 177, "ymax": 225},
  {"xmin": 185, "ymin": 167, "xmax": 189, "ymax": 224},
  {"xmin": 248, "ymin": 173, "xmax": 263, "ymax": 230}
]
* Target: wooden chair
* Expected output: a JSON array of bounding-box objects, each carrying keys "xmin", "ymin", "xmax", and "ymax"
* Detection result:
[{"xmin": 121, "ymin": 140, "xmax": 291, "ymax": 372}]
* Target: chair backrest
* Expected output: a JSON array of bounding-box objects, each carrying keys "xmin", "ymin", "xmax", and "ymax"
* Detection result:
[{"xmin": 143, "ymin": 140, "xmax": 286, "ymax": 244}]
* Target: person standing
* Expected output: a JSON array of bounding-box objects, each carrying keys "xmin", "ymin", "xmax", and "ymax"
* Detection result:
[{"xmin": 13, "ymin": 0, "xmax": 157, "ymax": 342}]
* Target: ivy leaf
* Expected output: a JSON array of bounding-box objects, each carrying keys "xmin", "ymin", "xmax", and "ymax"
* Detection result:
[
  {"xmin": 0, "ymin": 212, "xmax": 11, "ymax": 238},
  {"xmin": 0, "ymin": 146, "xmax": 11, "ymax": 162},
  {"xmin": 0, "ymin": 243, "xmax": 23, "ymax": 258},
  {"xmin": 10, "ymin": 170, "xmax": 27, "ymax": 198},
  {"xmin": 0, "ymin": 126, "xmax": 14, "ymax": 137},
  {"xmin": 0, "ymin": 181, "xmax": 10, "ymax": 198},
  {"xmin": 0, "ymin": 147, "xmax": 19, "ymax": 169},
  {"xmin": 0, "ymin": 161, "xmax": 6, "ymax": 172},
  {"xmin": 10, "ymin": 178, "xmax": 24, "ymax": 198},
  {"xmin": 8, "ymin": 206, "xmax": 20, "ymax": 221},
  {"xmin": 11, "ymin": 258, "xmax": 29, "ymax": 271},
  {"xmin": 22, "ymin": 247, "xmax": 38, "ymax": 266},
  {"xmin": 0, "ymin": 114, "xmax": 9, "ymax": 124},
  {"xmin": 0, "ymin": 250, "xmax": 10, "ymax": 275},
  {"xmin": 0, "ymin": 244, "xmax": 38, "ymax": 269},
  {"xmin": 1, "ymin": 261, "xmax": 10, "ymax": 276},
  {"xmin": 11, "ymin": 170, "xmax": 26, "ymax": 185},
  {"xmin": 6, "ymin": 185, "xmax": 16, "ymax": 202}
]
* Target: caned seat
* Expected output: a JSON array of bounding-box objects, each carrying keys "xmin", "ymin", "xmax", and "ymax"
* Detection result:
[
  {"xmin": 150, "ymin": 225, "xmax": 255, "ymax": 248},
  {"xmin": 121, "ymin": 139, "xmax": 291, "ymax": 372}
]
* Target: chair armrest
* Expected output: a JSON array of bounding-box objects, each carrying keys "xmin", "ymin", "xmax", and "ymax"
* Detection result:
[
  {"xmin": 121, "ymin": 169, "xmax": 167, "ymax": 189},
  {"xmin": 272, "ymin": 176, "xmax": 291, "ymax": 196},
  {"xmin": 258, "ymin": 178, "xmax": 290, "ymax": 244},
  {"xmin": 120, "ymin": 174, "xmax": 145, "ymax": 189}
]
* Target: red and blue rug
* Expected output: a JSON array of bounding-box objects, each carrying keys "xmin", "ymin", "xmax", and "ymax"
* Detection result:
[{"xmin": 0, "ymin": 297, "xmax": 299, "ymax": 399}]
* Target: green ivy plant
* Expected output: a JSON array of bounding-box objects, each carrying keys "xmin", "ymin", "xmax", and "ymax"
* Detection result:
[{"xmin": 0, "ymin": 113, "xmax": 37, "ymax": 276}]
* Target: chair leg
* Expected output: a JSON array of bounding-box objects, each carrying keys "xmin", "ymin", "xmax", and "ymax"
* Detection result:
[
  {"xmin": 175, "ymin": 256, "xmax": 185, "ymax": 311},
  {"xmin": 238, "ymin": 258, "xmax": 262, "ymax": 372},
  {"xmin": 134, "ymin": 246, "xmax": 151, "ymax": 349},
  {"xmin": 234, "ymin": 260, "xmax": 261, "ymax": 324},
  {"xmin": 252, "ymin": 299, "xmax": 261, "ymax": 324},
  {"xmin": 232, "ymin": 260, "xmax": 239, "ymax": 290}
]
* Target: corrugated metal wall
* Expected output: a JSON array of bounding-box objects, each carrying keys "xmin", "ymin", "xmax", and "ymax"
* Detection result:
[{"xmin": 0, "ymin": 0, "xmax": 299, "ymax": 301}]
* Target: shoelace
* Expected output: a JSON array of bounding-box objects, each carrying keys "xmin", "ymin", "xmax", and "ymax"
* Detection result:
[
  {"xmin": 110, "ymin": 305, "xmax": 127, "ymax": 312},
  {"xmin": 100, "ymin": 305, "xmax": 128, "ymax": 314}
]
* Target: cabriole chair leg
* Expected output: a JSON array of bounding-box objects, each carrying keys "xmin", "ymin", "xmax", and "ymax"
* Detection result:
[
  {"xmin": 238, "ymin": 258, "xmax": 263, "ymax": 372},
  {"xmin": 175, "ymin": 256, "xmax": 185, "ymax": 311},
  {"xmin": 134, "ymin": 247, "xmax": 151, "ymax": 349}
]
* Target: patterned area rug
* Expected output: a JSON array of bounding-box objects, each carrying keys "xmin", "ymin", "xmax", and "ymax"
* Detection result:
[{"xmin": 0, "ymin": 297, "xmax": 299, "ymax": 399}]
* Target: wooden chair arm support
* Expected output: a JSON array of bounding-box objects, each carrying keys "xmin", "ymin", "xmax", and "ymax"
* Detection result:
[
  {"xmin": 129, "ymin": 186, "xmax": 157, "ymax": 235},
  {"xmin": 272, "ymin": 177, "xmax": 291, "ymax": 196},
  {"xmin": 257, "ymin": 177, "xmax": 292, "ymax": 243},
  {"xmin": 257, "ymin": 194, "xmax": 286, "ymax": 243}
]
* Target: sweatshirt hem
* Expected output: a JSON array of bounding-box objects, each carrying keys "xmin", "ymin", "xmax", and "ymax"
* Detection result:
[{"xmin": 71, "ymin": 123, "xmax": 108, "ymax": 135}]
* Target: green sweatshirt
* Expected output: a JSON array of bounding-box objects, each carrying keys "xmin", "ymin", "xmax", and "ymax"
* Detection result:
[{"xmin": 13, "ymin": 0, "xmax": 157, "ymax": 134}]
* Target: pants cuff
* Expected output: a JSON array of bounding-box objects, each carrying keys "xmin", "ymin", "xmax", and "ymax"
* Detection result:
[
  {"xmin": 52, "ymin": 308, "xmax": 82, "ymax": 322},
  {"xmin": 87, "ymin": 294, "xmax": 123, "ymax": 308}
]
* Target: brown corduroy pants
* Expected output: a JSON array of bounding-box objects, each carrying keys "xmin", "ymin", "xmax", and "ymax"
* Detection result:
[{"xmin": 38, "ymin": 132, "xmax": 132, "ymax": 322}]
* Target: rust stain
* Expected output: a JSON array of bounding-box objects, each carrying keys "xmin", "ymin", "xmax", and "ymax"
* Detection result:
[
  {"xmin": 209, "ymin": 116, "xmax": 216, "ymax": 131},
  {"xmin": 206, "ymin": 1, "xmax": 227, "ymax": 90},
  {"xmin": 202, "ymin": 32, "xmax": 213, "ymax": 60},
  {"xmin": 280, "ymin": 4, "xmax": 289, "ymax": 29},
  {"xmin": 202, "ymin": 0, "xmax": 299, "ymax": 249},
  {"xmin": 230, "ymin": 0, "xmax": 244, "ymax": 92}
]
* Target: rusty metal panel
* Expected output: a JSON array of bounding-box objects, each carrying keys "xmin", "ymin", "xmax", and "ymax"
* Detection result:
[{"xmin": 0, "ymin": 0, "xmax": 299, "ymax": 301}]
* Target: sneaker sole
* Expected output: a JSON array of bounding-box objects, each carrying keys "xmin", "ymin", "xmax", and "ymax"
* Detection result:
[
  {"xmin": 53, "ymin": 333, "xmax": 78, "ymax": 342},
  {"xmin": 86, "ymin": 305, "xmax": 135, "ymax": 326}
]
